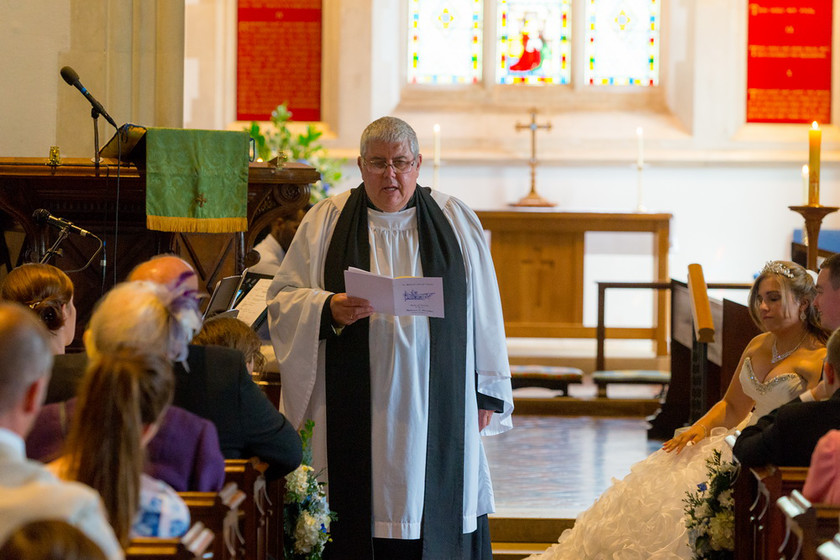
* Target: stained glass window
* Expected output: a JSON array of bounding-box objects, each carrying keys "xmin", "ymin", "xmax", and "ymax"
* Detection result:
[
  {"xmin": 407, "ymin": 0, "xmax": 483, "ymax": 84},
  {"xmin": 496, "ymin": 0, "xmax": 571, "ymax": 85},
  {"xmin": 584, "ymin": 0, "xmax": 660, "ymax": 86}
]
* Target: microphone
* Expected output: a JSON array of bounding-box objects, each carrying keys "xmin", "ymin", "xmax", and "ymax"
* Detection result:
[
  {"xmin": 59, "ymin": 66, "xmax": 118, "ymax": 129},
  {"xmin": 33, "ymin": 209, "xmax": 93, "ymax": 238}
]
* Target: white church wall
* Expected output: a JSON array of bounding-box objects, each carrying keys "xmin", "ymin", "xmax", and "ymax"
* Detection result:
[{"xmin": 0, "ymin": 0, "xmax": 184, "ymax": 159}]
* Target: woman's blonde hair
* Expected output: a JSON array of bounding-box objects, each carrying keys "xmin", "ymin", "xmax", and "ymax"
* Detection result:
[
  {"xmin": 62, "ymin": 349, "xmax": 173, "ymax": 546},
  {"xmin": 192, "ymin": 315, "xmax": 265, "ymax": 371},
  {"xmin": 748, "ymin": 260, "xmax": 827, "ymax": 343},
  {"xmin": 1, "ymin": 263, "xmax": 73, "ymax": 332},
  {"xmin": 0, "ymin": 519, "xmax": 107, "ymax": 560},
  {"xmin": 84, "ymin": 281, "xmax": 199, "ymax": 363}
]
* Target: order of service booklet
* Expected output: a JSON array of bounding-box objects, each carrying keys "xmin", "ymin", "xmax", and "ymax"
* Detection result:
[{"xmin": 344, "ymin": 267, "xmax": 445, "ymax": 318}]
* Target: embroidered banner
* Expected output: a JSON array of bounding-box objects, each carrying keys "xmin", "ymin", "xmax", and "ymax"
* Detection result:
[
  {"xmin": 746, "ymin": 0, "xmax": 832, "ymax": 124},
  {"xmin": 236, "ymin": 0, "xmax": 322, "ymax": 122},
  {"xmin": 146, "ymin": 128, "xmax": 249, "ymax": 233}
]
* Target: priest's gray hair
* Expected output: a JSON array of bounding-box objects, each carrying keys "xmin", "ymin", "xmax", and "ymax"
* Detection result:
[{"xmin": 360, "ymin": 116, "xmax": 419, "ymax": 158}]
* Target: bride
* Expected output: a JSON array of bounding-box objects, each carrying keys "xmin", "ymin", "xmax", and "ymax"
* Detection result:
[{"xmin": 527, "ymin": 261, "xmax": 827, "ymax": 560}]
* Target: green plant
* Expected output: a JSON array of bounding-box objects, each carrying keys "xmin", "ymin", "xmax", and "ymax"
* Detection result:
[{"xmin": 247, "ymin": 104, "xmax": 344, "ymax": 203}]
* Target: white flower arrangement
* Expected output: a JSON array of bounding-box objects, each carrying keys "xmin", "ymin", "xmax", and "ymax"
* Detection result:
[
  {"xmin": 284, "ymin": 420, "xmax": 337, "ymax": 560},
  {"xmin": 684, "ymin": 449, "xmax": 738, "ymax": 560}
]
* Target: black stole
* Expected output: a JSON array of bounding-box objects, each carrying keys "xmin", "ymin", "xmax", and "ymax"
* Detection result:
[{"xmin": 323, "ymin": 185, "xmax": 467, "ymax": 559}]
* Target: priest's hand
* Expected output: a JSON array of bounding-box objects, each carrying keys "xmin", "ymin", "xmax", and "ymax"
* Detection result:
[
  {"xmin": 330, "ymin": 293, "xmax": 374, "ymax": 326},
  {"xmin": 478, "ymin": 410, "xmax": 494, "ymax": 431}
]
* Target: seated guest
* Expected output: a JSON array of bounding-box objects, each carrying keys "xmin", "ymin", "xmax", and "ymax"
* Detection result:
[
  {"xmin": 0, "ymin": 302, "xmax": 121, "ymax": 560},
  {"xmin": 27, "ymin": 280, "xmax": 225, "ymax": 492},
  {"xmin": 192, "ymin": 315, "xmax": 266, "ymax": 374},
  {"xmin": 52, "ymin": 342, "xmax": 190, "ymax": 545},
  {"xmin": 46, "ymin": 255, "xmax": 302, "ymax": 481},
  {"xmin": 249, "ymin": 208, "xmax": 306, "ymax": 276},
  {"xmin": 1, "ymin": 263, "xmax": 76, "ymax": 357},
  {"xmin": 803, "ymin": 429, "xmax": 840, "ymax": 503},
  {"xmin": 733, "ymin": 327, "xmax": 840, "ymax": 468},
  {"xmin": 0, "ymin": 519, "xmax": 106, "ymax": 560}
]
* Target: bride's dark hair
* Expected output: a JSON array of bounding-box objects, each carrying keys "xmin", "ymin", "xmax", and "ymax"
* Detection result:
[{"xmin": 748, "ymin": 260, "xmax": 828, "ymax": 343}]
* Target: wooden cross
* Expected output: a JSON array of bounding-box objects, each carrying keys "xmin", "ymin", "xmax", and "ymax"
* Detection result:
[{"xmin": 513, "ymin": 109, "xmax": 555, "ymax": 207}]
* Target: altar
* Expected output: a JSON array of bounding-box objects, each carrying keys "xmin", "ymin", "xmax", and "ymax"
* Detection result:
[{"xmin": 476, "ymin": 209, "xmax": 671, "ymax": 354}]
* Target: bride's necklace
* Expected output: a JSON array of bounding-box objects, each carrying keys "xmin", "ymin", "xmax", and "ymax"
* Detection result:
[{"xmin": 771, "ymin": 332, "xmax": 808, "ymax": 364}]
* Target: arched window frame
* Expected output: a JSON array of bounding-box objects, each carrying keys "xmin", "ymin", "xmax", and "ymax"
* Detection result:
[{"xmin": 397, "ymin": 0, "xmax": 668, "ymax": 113}]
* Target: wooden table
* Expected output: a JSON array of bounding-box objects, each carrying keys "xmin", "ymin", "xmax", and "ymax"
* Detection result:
[{"xmin": 475, "ymin": 209, "xmax": 671, "ymax": 354}]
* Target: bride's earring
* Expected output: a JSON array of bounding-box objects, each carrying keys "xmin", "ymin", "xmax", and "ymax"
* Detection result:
[{"xmin": 800, "ymin": 310, "xmax": 807, "ymax": 322}]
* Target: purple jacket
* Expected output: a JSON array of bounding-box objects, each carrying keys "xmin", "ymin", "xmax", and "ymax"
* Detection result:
[{"xmin": 26, "ymin": 399, "xmax": 225, "ymax": 492}]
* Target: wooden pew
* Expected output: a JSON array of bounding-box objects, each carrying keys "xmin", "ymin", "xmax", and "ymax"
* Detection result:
[
  {"xmin": 647, "ymin": 278, "xmax": 754, "ymax": 439},
  {"xmin": 777, "ymin": 490, "xmax": 840, "ymax": 560},
  {"xmin": 225, "ymin": 458, "xmax": 270, "ymax": 560},
  {"xmin": 125, "ymin": 522, "xmax": 214, "ymax": 560},
  {"xmin": 750, "ymin": 466, "xmax": 809, "ymax": 560},
  {"xmin": 778, "ymin": 490, "xmax": 817, "ymax": 560},
  {"xmin": 179, "ymin": 482, "xmax": 246, "ymax": 560},
  {"xmin": 818, "ymin": 534, "xmax": 840, "ymax": 559}
]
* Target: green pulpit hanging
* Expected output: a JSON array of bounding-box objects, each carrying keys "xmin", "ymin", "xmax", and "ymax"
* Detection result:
[{"xmin": 145, "ymin": 128, "xmax": 249, "ymax": 233}]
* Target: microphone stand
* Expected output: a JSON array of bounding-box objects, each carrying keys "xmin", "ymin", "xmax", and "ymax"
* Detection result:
[
  {"xmin": 40, "ymin": 227, "xmax": 71, "ymax": 264},
  {"xmin": 91, "ymin": 106, "xmax": 101, "ymax": 175}
]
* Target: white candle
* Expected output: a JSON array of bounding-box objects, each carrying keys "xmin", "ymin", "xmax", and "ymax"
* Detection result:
[
  {"xmin": 636, "ymin": 126, "xmax": 644, "ymax": 168},
  {"xmin": 433, "ymin": 123, "xmax": 441, "ymax": 166},
  {"xmin": 802, "ymin": 164, "xmax": 809, "ymax": 204}
]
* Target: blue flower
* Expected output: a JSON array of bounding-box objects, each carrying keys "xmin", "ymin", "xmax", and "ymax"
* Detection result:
[{"xmin": 697, "ymin": 482, "xmax": 707, "ymax": 492}]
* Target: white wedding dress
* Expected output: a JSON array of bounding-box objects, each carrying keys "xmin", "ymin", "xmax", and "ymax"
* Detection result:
[{"xmin": 527, "ymin": 358, "xmax": 808, "ymax": 560}]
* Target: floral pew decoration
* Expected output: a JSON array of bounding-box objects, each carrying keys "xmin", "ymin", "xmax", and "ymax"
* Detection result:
[{"xmin": 284, "ymin": 420, "xmax": 337, "ymax": 560}]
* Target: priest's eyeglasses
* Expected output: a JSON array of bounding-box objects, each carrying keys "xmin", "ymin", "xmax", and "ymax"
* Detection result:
[{"xmin": 362, "ymin": 158, "xmax": 417, "ymax": 174}]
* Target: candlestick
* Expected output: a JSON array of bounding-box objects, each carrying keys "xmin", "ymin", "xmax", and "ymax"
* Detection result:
[
  {"xmin": 808, "ymin": 121, "xmax": 821, "ymax": 205},
  {"xmin": 636, "ymin": 126, "xmax": 644, "ymax": 169}
]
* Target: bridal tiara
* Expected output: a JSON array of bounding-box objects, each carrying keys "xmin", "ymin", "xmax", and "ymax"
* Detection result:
[{"xmin": 761, "ymin": 261, "xmax": 795, "ymax": 279}]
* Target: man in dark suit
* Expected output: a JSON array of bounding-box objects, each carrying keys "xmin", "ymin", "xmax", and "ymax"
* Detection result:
[
  {"xmin": 46, "ymin": 255, "xmax": 301, "ymax": 480},
  {"xmin": 733, "ymin": 325, "xmax": 840, "ymax": 468}
]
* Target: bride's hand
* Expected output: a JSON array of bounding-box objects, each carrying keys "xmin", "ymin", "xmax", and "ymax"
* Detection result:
[{"xmin": 662, "ymin": 424, "xmax": 707, "ymax": 454}]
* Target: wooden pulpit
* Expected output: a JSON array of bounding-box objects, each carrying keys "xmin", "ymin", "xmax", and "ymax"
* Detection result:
[{"xmin": 0, "ymin": 157, "xmax": 318, "ymax": 342}]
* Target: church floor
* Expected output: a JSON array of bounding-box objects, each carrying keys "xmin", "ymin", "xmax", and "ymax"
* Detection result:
[{"xmin": 484, "ymin": 414, "xmax": 662, "ymax": 519}]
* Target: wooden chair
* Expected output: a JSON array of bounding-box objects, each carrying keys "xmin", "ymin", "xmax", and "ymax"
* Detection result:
[
  {"xmin": 125, "ymin": 521, "xmax": 214, "ymax": 560},
  {"xmin": 509, "ymin": 364, "xmax": 583, "ymax": 396},
  {"xmin": 593, "ymin": 281, "xmax": 672, "ymax": 398},
  {"xmin": 179, "ymin": 482, "xmax": 246, "ymax": 560},
  {"xmin": 225, "ymin": 458, "xmax": 270, "ymax": 560}
]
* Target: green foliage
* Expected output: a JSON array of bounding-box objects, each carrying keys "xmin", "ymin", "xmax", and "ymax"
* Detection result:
[
  {"xmin": 247, "ymin": 104, "xmax": 344, "ymax": 203},
  {"xmin": 684, "ymin": 450, "xmax": 738, "ymax": 560}
]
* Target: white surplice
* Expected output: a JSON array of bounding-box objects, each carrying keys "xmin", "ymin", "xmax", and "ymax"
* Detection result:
[{"xmin": 266, "ymin": 188, "xmax": 513, "ymax": 539}]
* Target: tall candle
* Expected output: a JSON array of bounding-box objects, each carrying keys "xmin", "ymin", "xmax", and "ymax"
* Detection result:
[
  {"xmin": 433, "ymin": 123, "xmax": 441, "ymax": 166},
  {"xmin": 808, "ymin": 121, "xmax": 821, "ymax": 205},
  {"xmin": 802, "ymin": 164, "xmax": 809, "ymax": 204},
  {"xmin": 636, "ymin": 127, "xmax": 644, "ymax": 168}
]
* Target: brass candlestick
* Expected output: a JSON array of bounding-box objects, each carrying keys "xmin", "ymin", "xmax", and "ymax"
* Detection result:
[{"xmin": 789, "ymin": 204, "xmax": 839, "ymax": 271}]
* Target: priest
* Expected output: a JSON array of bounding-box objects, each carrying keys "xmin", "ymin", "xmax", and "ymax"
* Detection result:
[{"xmin": 266, "ymin": 116, "xmax": 513, "ymax": 560}]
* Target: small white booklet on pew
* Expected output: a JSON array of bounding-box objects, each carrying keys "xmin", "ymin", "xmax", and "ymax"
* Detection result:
[{"xmin": 344, "ymin": 267, "xmax": 445, "ymax": 318}]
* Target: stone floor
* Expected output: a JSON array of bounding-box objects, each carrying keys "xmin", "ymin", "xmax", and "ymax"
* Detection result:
[{"xmin": 484, "ymin": 414, "xmax": 663, "ymax": 519}]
